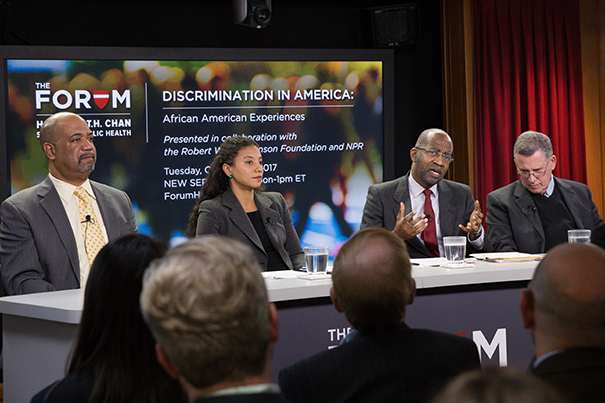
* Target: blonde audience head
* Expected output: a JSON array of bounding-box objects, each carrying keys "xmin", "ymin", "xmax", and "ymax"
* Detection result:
[{"xmin": 140, "ymin": 236, "xmax": 278, "ymax": 395}]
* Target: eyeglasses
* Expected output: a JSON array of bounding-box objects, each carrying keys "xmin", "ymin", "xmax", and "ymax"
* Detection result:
[
  {"xmin": 415, "ymin": 147, "xmax": 454, "ymax": 163},
  {"xmin": 517, "ymin": 167, "xmax": 548, "ymax": 179}
]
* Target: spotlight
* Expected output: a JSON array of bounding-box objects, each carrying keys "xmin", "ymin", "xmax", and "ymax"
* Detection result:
[{"xmin": 234, "ymin": 0, "xmax": 272, "ymax": 29}]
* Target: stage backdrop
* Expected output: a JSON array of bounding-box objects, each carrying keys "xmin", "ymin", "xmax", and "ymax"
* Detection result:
[{"xmin": 1, "ymin": 47, "xmax": 395, "ymax": 256}]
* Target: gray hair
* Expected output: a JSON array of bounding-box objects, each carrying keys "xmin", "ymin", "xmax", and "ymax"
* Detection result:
[
  {"xmin": 513, "ymin": 131, "xmax": 553, "ymax": 160},
  {"xmin": 140, "ymin": 236, "xmax": 270, "ymax": 389}
]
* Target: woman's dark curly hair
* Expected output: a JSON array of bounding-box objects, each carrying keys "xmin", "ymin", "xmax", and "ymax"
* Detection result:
[{"xmin": 185, "ymin": 136, "xmax": 259, "ymax": 237}]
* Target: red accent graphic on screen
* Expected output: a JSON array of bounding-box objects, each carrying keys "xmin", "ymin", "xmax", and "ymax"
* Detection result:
[{"xmin": 93, "ymin": 91, "xmax": 109, "ymax": 108}]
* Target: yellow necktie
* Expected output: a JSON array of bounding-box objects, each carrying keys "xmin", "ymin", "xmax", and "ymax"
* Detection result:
[{"xmin": 74, "ymin": 187, "xmax": 106, "ymax": 270}]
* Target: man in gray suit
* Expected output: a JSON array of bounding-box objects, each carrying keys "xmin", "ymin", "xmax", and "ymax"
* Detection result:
[
  {"xmin": 0, "ymin": 112, "xmax": 137, "ymax": 295},
  {"xmin": 361, "ymin": 128, "xmax": 487, "ymax": 258},
  {"xmin": 520, "ymin": 242, "xmax": 605, "ymax": 402},
  {"xmin": 486, "ymin": 131, "xmax": 602, "ymax": 253}
]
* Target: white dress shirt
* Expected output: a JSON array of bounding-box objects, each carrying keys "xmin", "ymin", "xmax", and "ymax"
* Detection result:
[
  {"xmin": 408, "ymin": 175, "xmax": 484, "ymax": 256},
  {"xmin": 544, "ymin": 175, "xmax": 555, "ymax": 197}
]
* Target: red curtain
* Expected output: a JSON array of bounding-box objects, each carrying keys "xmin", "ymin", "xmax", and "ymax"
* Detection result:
[{"xmin": 473, "ymin": 0, "xmax": 586, "ymax": 207}]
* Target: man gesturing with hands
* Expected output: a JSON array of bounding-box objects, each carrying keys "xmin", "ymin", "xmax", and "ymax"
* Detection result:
[{"xmin": 361, "ymin": 128, "xmax": 489, "ymax": 258}]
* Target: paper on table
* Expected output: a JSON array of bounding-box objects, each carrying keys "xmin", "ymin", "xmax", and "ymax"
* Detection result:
[
  {"xmin": 440, "ymin": 262, "xmax": 475, "ymax": 269},
  {"xmin": 261, "ymin": 271, "xmax": 301, "ymax": 279},
  {"xmin": 297, "ymin": 273, "xmax": 331, "ymax": 280},
  {"xmin": 410, "ymin": 258, "xmax": 449, "ymax": 267},
  {"xmin": 470, "ymin": 252, "xmax": 545, "ymax": 263}
]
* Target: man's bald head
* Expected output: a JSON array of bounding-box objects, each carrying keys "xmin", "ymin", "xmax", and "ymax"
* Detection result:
[
  {"xmin": 39, "ymin": 112, "xmax": 83, "ymax": 147},
  {"xmin": 331, "ymin": 228, "xmax": 415, "ymax": 331},
  {"xmin": 529, "ymin": 243, "xmax": 605, "ymax": 347},
  {"xmin": 38, "ymin": 112, "xmax": 96, "ymax": 186},
  {"xmin": 415, "ymin": 128, "xmax": 451, "ymax": 149}
]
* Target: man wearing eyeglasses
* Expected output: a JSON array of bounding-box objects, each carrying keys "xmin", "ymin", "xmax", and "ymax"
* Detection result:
[
  {"xmin": 486, "ymin": 131, "xmax": 602, "ymax": 253},
  {"xmin": 361, "ymin": 128, "xmax": 488, "ymax": 258}
]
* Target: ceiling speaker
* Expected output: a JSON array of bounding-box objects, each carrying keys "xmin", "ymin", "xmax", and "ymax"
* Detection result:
[{"xmin": 371, "ymin": 4, "xmax": 421, "ymax": 48}]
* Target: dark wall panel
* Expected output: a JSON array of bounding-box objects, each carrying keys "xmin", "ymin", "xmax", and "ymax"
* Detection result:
[{"xmin": 5, "ymin": 0, "xmax": 443, "ymax": 179}]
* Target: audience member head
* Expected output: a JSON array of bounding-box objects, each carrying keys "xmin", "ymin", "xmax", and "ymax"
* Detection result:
[
  {"xmin": 68, "ymin": 233, "xmax": 186, "ymax": 403},
  {"xmin": 185, "ymin": 136, "xmax": 259, "ymax": 236},
  {"xmin": 590, "ymin": 224, "xmax": 605, "ymax": 249},
  {"xmin": 330, "ymin": 227, "xmax": 415, "ymax": 331},
  {"xmin": 410, "ymin": 128, "xmax": 453, "ymax": 189},
  {"xmin": 39, "ymin": 111, "xmax": 96, "ymax": 186},
  {"xmin": 140, "ymin": 236, "xmax": 278, "ymax": 399},
  {"xmin": 520, "ymin": 243, "xmax": 605, "ymax": 358},
  {"xmin": 513, "ymin": 131, "xmax": 556, "ymax": 195},
  {"xmin": 430, "ymin": 367, "xmax": 566, "ymax": 403}
]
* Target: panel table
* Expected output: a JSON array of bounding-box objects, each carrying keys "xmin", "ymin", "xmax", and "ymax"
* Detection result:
[{"xmin": 0, "ymin": 260, "xmax": 538, "ymax": 403}]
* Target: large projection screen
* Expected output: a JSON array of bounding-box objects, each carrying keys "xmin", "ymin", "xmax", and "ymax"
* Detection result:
[{"xmin": 0, "ymin": 46, "xmax": 394, "ymax": 257}]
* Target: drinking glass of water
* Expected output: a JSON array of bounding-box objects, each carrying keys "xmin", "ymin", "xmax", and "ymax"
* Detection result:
[
  {"xmin": 568, "ymin": 229, "xmax": 591, "ymax": 243},
  {"xmin": 304, "ymin": 246, "xmax": 329, "ymax": 275},
  {"xmin": 443, "ymin": 236, "xmax": 466, "ymax": 265}
]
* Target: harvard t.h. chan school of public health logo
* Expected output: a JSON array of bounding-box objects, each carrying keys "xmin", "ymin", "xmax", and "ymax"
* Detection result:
[
  {"xmin": 93, "ymin": 90, "xmax": 110, "ymax": 109},
  {"xmin": 35, "ymin": 87, "xmax": 131, "ymax": 110}
]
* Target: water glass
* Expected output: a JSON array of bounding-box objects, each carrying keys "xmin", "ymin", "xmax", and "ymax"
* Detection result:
[
  {"xmin": 304, "ymin": 246, "xmax": 329, "ymax": 274},
  {"xmin": 568, "ymin": 229, "xmax": 591, "ymax": 243},
  {"xmin": 443, "ymin": 236, "xmax": 466, "ymax": 264}
]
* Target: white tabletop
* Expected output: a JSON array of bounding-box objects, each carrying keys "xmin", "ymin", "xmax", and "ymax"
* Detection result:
[
  {"xmin": 0, "ymin": 259, "xmax": 538, "ymax": 323},
  {"xmin": 0, "ymin": 288, "xmax": 83, "ymax": 323},
  {"xmin": 411, "ymin": 260, "xmax": 537, "ymax": 288}
]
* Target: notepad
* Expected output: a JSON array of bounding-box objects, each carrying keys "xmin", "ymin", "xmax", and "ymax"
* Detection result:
[{"xmin": 470, "ymin": 252, "xmax": 545, "ymax": 263}]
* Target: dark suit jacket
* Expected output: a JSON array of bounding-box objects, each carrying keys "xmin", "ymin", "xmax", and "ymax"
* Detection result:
[
  {"xmin": 278, "ymin": 322, "xmax": 481, "ymax": 403},
  {"xmin": 530, "ymin": 348, "xmax": 605, "ymax": 403},
  {"xmin": 195, "ymin": 393, "xmax": 291, "ymax": 403},
  {"xmin": 196, "ymin": 189, "xmax": 304, "ymax": 271},
  {"xmin": 486, "ymin": 178, "xmax": 603, "ymax": 253},
  {"xmin": 360, "ymin": 173, "xmax": 488, "ymax": 258},
  {"xmin": 0, "ymin": 176, "xmax": 137, "ymax": 295}
]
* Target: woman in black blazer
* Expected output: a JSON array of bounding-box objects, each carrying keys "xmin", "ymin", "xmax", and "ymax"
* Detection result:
[{"xmin": 185, "ymin": 136, "xmax": 304, "ymax": 271}]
